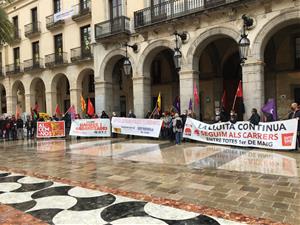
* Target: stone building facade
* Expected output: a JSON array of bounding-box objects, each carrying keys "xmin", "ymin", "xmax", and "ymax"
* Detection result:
[{"xmin": 0, "ymin": 0, "xmax": 299, "ymax": 120}]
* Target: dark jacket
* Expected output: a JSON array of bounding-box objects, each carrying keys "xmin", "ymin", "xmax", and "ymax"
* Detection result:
[
  {"xmin": 289, "ymin": 110, "xmax": 300, "ymax": 131},
  {"xmin": 249, "ymin": 113, "xmax": 260, "ymax": 125},
  {"xmin": 16, "ymin": 119, "xmax": 23, "ymax": 128}
]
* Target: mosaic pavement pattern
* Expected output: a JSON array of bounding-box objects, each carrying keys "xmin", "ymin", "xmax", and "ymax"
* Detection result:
[{"xmin": 0, "ymin": 171, "xmax": 243, "ymax": 225}]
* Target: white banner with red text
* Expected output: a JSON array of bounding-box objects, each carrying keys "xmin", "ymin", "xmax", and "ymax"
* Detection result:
[
  {"xmin": 111, "ymin": 117, "xmax": 163, "ymax": 138},
  {"xmin": 183, "ymin": 118, "xmax": 298, "ymax": 150},
  {"xmin": 37, "ymin": 121, "xmax": 65, "ymax": 138},
  {"xmin": 69, "ymin": 119, "xmax": 111, "ymax": 137}
]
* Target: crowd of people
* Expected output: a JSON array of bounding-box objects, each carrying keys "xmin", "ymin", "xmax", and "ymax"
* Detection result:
[{"xmin": 0, "ymin": 102, "xmax": 299, "ymax": 150}]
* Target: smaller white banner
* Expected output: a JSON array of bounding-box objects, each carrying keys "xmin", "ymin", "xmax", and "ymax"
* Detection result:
[
  {"xmin": 54, "ymin": 9, "xmax": 74, "ymax": 22},
  {"xmin": 69, "ymin": 119, "xmax": 111, "ymax": 137},
  {"xmin": 183, "ymin": 118, "xmax": 298, "ymax": 150},
  {"xmin": 111, "ymin": 117, "xmax": 163, "ymax": 138}
]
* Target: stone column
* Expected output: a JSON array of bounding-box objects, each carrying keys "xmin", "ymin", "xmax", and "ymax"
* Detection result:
[
  {"xmin": 6, "ymin": 95, "xmax": 16, "ymax": 115},
  {"xmin": 25, "ymin": 93, "xmax": 34, "ymax": 114},
  {"xmin": 179, "ymin": 70, "xmax": 200, "ymax": 119},
  {"xmin": 132, "ymin": 76, "xmax": 151, "ymax": 118},
  {"xmin": 242, "ymin": 61, "xmax": 265, "ymax": 119},
  {"xmin": 46, "ymin": 91, "xmax": 57, "ymax": 115},
  {"xmin": 95, "ymin": 81, "xmax": 113, "ymax": 115},
  {"xmin": 70, "ymin": 88, "xmax": 82, "ymax": 114}
]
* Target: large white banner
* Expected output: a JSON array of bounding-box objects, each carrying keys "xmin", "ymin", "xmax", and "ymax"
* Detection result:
[
  {"xmin": 111, "ymin": 117, "xmax": 163, "ymax": 138},
  {"xmin": 69, "ymin": 119, "xmax": 111, "ymax": 137},
  {"xmin": 183, "ymin": 118, "xmax": 298, "ymax": 150},
  {"xmin": 54, "ymin": 9, "xmax": 74, "ymax": 22}
]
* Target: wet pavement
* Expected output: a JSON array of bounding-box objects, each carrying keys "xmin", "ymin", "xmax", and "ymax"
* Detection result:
[{"xmin": 0, "ymin": 138, "xmax": 299, "ymax": 224}]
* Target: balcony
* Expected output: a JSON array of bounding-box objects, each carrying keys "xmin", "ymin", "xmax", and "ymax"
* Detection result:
[
  {"xmin": 5, "ymin": 63, "xmax": 23, "ymax": 75},
  {"xmin": 71, "ymin": 46, "xmax": 93, "ymax": 63},
  {"xmin": 95, "ymin": 16, "xmax": 131, "ymax": 42},
  {"xmin": 134, "ymin": 0, "xmax": 243, "ymax": 29},
  {"xmin": 23, "ymin": 58, "xmax": 44, "ymax": 72},
  {"xmin": 72, "ymin": 0, "xmax": 91, "ymax": 22},
  {"xmin": 46, "ymin": 14, "xmax": 64, "ymax": 31},
  {"xmin": 11, "ymin": 28, "xmax": 21, "ymax": 44},
  {"xmin": 24, "ymin": 22, "xmax": 41, "ymax": 38},
  {"xmin": 45, "ymin": 53, "xmax": 68, "ymax": 68}
]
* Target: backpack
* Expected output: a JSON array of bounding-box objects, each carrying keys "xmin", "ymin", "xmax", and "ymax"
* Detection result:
[{"xmin": 176, "ymin": 119, "xmax": 183, "ymax": 129}]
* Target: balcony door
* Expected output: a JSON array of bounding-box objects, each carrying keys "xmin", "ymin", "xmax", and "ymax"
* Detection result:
[
  {"xmin": 13, "ymin": 47, "xmax": 20, "ymax": 71},
  {"xmin": 53, "ymin": 0, "xmax": 61, "ymax": 13},
  {"xmin": 12, "ymin": 16, "xmax": 19, "ymax": 38},
  {"xmin": 80, "ymin": 0, "xmax": 89, "ymax": 11},
  {"xmin": 54, "ymin": 34, "xmax": 63, "ymax": 63},
  {"xmin": 109, "ymin": 0, "xmax": 122, "ymax": 33},
  {"xmin": 151, "ymin": 0, "xmax": 167, "ymax": 23},
  {"xmin": 31, "ymin": 7, "xmax": 38, "ymax": 31},
  {"xmin": 32, "ymin": 41, "xmax": 39, "ymax": 67},
  {"xmin": 80, "ymin": 25, "xmax": 91, "ymax": 57}
]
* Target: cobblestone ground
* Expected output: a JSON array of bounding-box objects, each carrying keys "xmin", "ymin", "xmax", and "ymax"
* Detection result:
[{"xmin": 0, "ymin": 138, "xmax": 299, "ymax": 225}]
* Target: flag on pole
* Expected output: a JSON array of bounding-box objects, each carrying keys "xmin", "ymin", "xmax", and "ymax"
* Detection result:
[
  {"xmin": 80, "ymin": 95, "xmax": 86, "ymax": 113},
  {"xmin": 34, "ymin": 101, "xmax": 40, "ymax": 113},
  {"xmin": 67, "ymin": 105, "xmax": 76, "ymax": 120},
  {"xmin": 157, "ymin": 92, "xmax": 161, "ymax": 112},
  {"xmin": 193, "ymin": 82, "xmax": 199, "ymax": 106},
  {"xmin": 16, "ymin": 105, "xmax": 20, "ymax": 119},
  {"xmin": 87, "ymin": 98, "xmax": 94, "ymax": 116},
  {"xmin": 261, "ymin": 98, "xmax": 277, "ymax": 121},
  {"xmin": 173, "ymin": 96, "xmax": 180, "ymax": 113},
  {"xmin": 55, "ymin": 104, "xmax": 61, "ymax": 116},
  {"xmin": 236, "ymin": 80, "xmax": 243, "ymax": 97},
  {"xmin": 188, "ymin": 98, "xmax": 193, "ymax": 111},
  {"xmin": 31, "ymin": 108, "xmax": 38, "ymax": 120},
  {"xmin": 221, "ymin": 90, "xmax": 226, "ymax": 109}
]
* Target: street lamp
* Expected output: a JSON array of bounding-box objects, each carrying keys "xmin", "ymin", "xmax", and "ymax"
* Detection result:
[
  {"xmin": 174, "ymin": 31, "xmax": 187, "ymax": 71},
  {"xmin": 239, "ymin": 15, "xmax": 253, "ymax": 65},
  {"xmin": 123, "ymin": 43, "xmax": 138, "ymax": 76}
]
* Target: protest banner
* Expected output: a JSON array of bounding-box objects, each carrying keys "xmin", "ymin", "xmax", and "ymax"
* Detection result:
[
  {"xmin": 183, "ymin": 118, "xmax": 298, "ymax": 150},
  {"xmin": 111, "ymin": 117, "xmax": 163, "ymax": 138},
  {"xmin": 69, "ymin": 119, "xmax": 111, "ymax": 137},
  {"xmin": 37, "ymin": 121, "xmax": 65, "ymax": 138}
]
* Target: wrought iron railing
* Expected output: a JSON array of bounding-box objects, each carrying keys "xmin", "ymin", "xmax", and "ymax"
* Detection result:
[
  {"xmin": 95, "ymin": 16, "xmax": 131, "ymax": 40},
  {"xmin": 72, "ymin": 0, "xmax": 91, "ymax": 20},
  {"xmin": 5, "ymin": 63, "xmax": 22, "ymax": 75},
  {"xmin": 24, "ymin": 22, "xmax": 41, "ymax": 37},
  {"xmin": 45, "ymin": 52, "xmax": 68, "ymax": 67},
  {"xmin": 12, "ymin": 27, "xmax": 21, "ymax": 41},
  {"xmin": 23, "ymin": 58, "xmax": 43, "ymax": 71},
  {"xmin": 46, "ymin": 14, "xmax": 64, "ymax": 29},
  {"xmin": 71, "ymin": 46, "xmax": 93, "ymax": 62},
  {"xmin": 134, "ymin": 0, "xmax": 240, "ymax": 28}
]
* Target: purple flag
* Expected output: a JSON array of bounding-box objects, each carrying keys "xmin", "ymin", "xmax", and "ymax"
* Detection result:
[
  {"xmin": 188, "ymin": 98, "xmax": 193, "ymax": 111},
  {"xmin": 261, "ymin": 99, "xmax": 277, "ymax": 121},
  {"xmin": 173, "ymin": 96, "xmax": 180, "ymax": 113}
]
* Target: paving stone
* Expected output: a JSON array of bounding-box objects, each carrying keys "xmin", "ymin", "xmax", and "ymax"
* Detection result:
[
  {"xmin": 272, "ymin": 202, "xmax": 289, "ymax": 210},
  {"xmin": 275, "ymin": 191, "xmax": 296, "ymax": 199},
  {"xmin": 240, "ymin": 186, "xmax": 259, "ymax": 193}
]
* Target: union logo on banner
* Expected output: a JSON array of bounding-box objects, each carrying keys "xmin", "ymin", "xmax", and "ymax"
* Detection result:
[{"xmin": 281, "ymin": 133, "xmax": 294, "ymax": 147}]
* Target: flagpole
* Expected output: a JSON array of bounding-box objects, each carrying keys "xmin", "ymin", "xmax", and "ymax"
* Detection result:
[
  {"xmin": 232, "ymin": 95, "xmax": 237, "ymax": 111},
  {"xmin": 149, "ymin": 106, "xmax": 157, "ymax": 119}
]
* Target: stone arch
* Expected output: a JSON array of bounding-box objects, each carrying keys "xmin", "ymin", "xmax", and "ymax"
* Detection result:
[
  {"xmin": 138, "ymin": 39, "xmax": 175, "ymax": 77},
  {"xmin": 0, "ymin": 83, "xmax": 7, "ymax": 114},
  {"xmin": 50, "ymin": 73, "xmax": 70, "ymax": 93},
  {"xmin": 251, "ymin": 9, "xmax": 300, "ymax": 60},
  {"xmin": 100, "ymin": 49, "xmax": 134, "ymax": 82},
  {"xmin": 11, "ymin": 80, "xmax": 26, "ymax": 114},
  {"xmin": 51, "ymin": 73, "xmax": 70, "ymax": 113},
  {"xmin": 29, "ymin": 77, "xmax": 46, "ymax": 112},
  {"xmin": 76, "ymin": 67, "xmax": 94, "ymax": 90},
  {"xmin": 186, "ymin": 26, "xmax": 240, "ymax": 71}
]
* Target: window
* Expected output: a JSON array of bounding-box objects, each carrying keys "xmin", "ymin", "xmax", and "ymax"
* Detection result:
[
  {"xmin": 54, "ymin": 34, "xmax": 63, "ymax": 55},
  {"xmin": 80, "ymin": 0, "xmax": 89, "ymax": 10},
  {"xmin": 31, "ymin": 7, "xmax": 38, "ymax": 31},
  {"xmin": 32, "ymin": 41, "xmax": 39, "ymax": 63},
  {"xmin": 13, "ymin": 47, "xmax": 20, "ymax": 66},
  {"xmin": 12, "ymin": 16, "xmax": 18, "ymax": 37},
  {"xmin": 110, "ymin": 0, "xmax": 122, "ymax": 19},
  {"xmin": 53, "ymin": 0, "xmax": 61, "ymax": 13},
  {"xmin": 296, "ymin": 37, "xmax": 300, "ymax": 69},
  {"xmin": 80, "ymin": 25, "xmax": 91, "ymax": 53}
]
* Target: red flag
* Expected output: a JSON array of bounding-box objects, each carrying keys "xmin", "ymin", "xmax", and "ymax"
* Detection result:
[
  {"xmin": 235, "ymin": 80, "xmax": 243, "ymax": 98},
  {"xmin": 221, "ymin": 90, "xmax": 226, "ymax": 109},
  {"xmin": 55, "ymin": 104, "xmax": 61, "ymax": 116},
  {"xmin": 87, "ymin": 98, "xmax": 94, "ymax": 116},
  {"xmin": 34, "ymin": 101, "xmax": 40, "ymax": 112},
  {"xmin": 193, "ymin": 82, "xmax": 199, "ymax": 106}
]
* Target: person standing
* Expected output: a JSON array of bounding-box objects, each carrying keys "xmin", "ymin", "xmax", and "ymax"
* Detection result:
[
  {"xmin": 288, "ymin": 103, "xmax": 300, "ymax": 150},
  {"xmin": 249, "ymin": 108, "xmax": 260, "ymax": 125},
  {"xmin": 128, "ymin": 110, "xmax": 136, "ymax": 118},
  {"xmin": 25, "ymin": 117, "xmax": 33, "ymax": 139},
  {"xmin": 16, "ymin": 117, "xmax": 24, "ymax": 140},
  {"xmin": 173, "ymin": 113, "xmax": 183, "ymax": 145}
]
